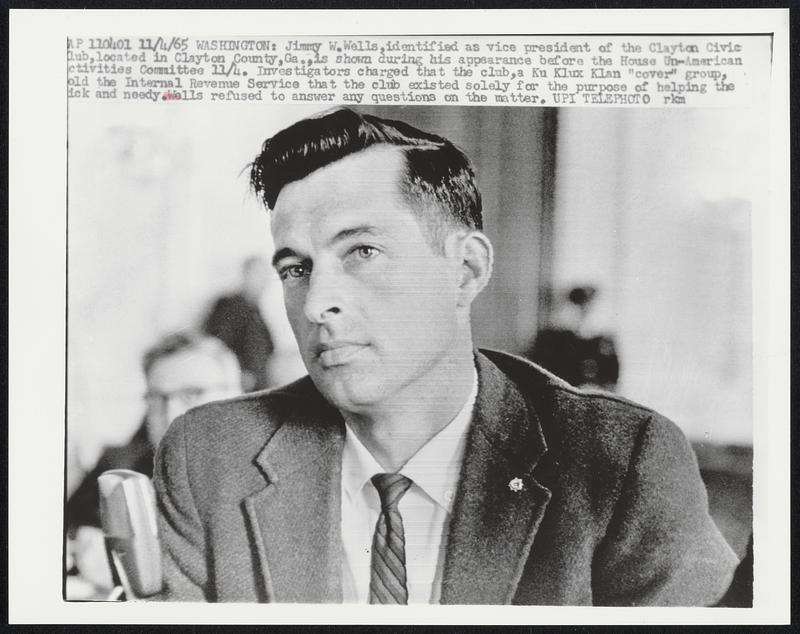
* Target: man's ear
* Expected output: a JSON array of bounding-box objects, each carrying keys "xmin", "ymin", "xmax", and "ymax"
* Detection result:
[{"xmin": 455, "ymin": 230, "xmax": 493, "ymax": 307}]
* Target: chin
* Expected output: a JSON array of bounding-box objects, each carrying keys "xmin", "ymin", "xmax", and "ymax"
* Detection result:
[{"xmin": 310, "ymin": 368, "xmax": 387, "ymax": 413}]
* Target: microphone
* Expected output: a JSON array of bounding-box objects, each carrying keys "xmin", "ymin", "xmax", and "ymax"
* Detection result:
[{"xmin": 98, "ymin": 469, "xmax": 163, "ymax": 599}]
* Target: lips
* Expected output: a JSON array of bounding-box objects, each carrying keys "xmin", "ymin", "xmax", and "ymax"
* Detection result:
[{"xmin": 315, "ymin": 342, "xmax": 368, "ymax": 367}]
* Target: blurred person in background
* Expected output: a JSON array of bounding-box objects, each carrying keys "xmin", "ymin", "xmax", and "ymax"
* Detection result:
[
  {"xmin": 204, "ymin": 256, "xmax": 276, "ymax": 392},
  {"xmin": 65, "ymin": 331, "xmax": 242, "ymax": 599},
  {"xmin": 525, "ymin": 285, "xmax": 619, "ymax": 391}
]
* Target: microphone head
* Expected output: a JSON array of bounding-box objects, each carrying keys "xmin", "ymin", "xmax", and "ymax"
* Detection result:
[{"xmin": 98, "ymin": 469, "xmax": 163, "ymax": 598}]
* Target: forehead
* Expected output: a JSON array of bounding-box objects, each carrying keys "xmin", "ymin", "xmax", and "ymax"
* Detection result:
[
  {"xmin": 147, "ymin": 349, "xmax": 229, "ymax": 390},
  {"xmin": 270, "ymin": 146, "xmax": 413, "ymax": 240}
]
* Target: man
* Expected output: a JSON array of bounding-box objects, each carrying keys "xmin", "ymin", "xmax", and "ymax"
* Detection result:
[
  {"xmin": 204, "ymin": 256, "xmax": 275, "ymax": 392},
  {"xmin": 154, "ymin": 108, "xmax": 737, "ymax": 605},
  {"xmin": 66, "ymin": 331, "xmax": 242, "ymax": 599},
  {"xmin": 525, "ymin": 286, "xmax": 620, "ymax": 391}
]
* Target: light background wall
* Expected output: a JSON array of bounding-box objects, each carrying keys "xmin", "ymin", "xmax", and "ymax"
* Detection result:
[{"xmin": 552, "ymin": 108, "xmax": 759, "ymax": 446}]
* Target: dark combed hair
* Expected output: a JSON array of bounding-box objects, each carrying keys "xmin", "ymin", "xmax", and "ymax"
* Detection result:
[{"xmin": 249, "ymin": 108, "xmax": 483, "ymax": 240}]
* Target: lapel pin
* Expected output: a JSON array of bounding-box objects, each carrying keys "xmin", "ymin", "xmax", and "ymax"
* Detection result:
[{"xmin": 508, "ymin": 477, "xmax": 524, "ymax": 492}]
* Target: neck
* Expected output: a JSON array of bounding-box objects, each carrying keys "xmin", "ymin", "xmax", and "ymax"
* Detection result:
[{"xmin": 342, "ymin": 343, "xmax": 476, "ymax": 472}]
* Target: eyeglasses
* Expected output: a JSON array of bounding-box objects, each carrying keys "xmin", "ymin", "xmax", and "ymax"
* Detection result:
[{"xmin": 144, "ymin": 385, "xmax": 231, "ymax": 409}]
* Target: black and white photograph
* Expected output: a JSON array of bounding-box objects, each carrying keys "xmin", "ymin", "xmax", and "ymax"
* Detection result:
[{"xmin": 8, "ymin": 8, "xmax": 790, "ymax": 626}]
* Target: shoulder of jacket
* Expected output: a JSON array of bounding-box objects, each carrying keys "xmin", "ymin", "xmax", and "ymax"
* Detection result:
[
  {"xmin": 477, "ymin": 348, "xmax": 664, "ymax": 463},
  {"xmin": 479, "ymin": 347, "xmax": 656, "ymax": 415},
  {"xmin": 172, "ymin": 375, "xmax": 320, "ymax": 443}
]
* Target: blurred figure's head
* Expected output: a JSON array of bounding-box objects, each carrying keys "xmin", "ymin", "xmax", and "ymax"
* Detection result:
[
  {"xmin": 242, "ymin": 255, "xmax": 271, "ymax": 303},
  {"xmin": 553, "ymin": 285, "xmax": 598, "ymax": 331},
  {"xmin": 568, "ymin": 286, "xmax": 597, "ymax": 312},
  {"xmin": 142, "ymin": 331, "xmax": 242, "ymax": 447}
]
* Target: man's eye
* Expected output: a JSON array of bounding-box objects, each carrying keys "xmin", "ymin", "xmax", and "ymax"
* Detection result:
[
  {"xmin": 353, "ymin": 245, "xmax": 379, "ymax": 259},
  {"xmin": 279, "ymin": 264, "xmax": 308, "ymax": 280}
]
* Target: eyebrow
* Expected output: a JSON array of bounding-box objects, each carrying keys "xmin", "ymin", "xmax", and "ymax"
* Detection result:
[
  {"xmin": 271, "ymin": 225, "xmax": 385, "ymax": 268},
  {"xmin": 327, "ymin": 224, "xmax": 384, "ymax": 247},
  {"xmin": 271, "ymin": 247, "xmax": 298, "ymax": 269}
]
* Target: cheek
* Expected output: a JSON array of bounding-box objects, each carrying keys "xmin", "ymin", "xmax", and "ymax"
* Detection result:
[
  {"xmin": 376, "ymin": 274, "xmax": 458, "ymax": 337},
  {"xmin": 282, "ymin": 288, "xmax": 306, "ymax": 325},
  {"xmin": 379, "ymin": 256, "xmax": 454, "ymax": 298}
]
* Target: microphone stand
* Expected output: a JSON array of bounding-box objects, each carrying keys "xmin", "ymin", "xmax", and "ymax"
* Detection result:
[{"xmin": 104, "ymin": 535, "xmax": 132, "ymax": 601}]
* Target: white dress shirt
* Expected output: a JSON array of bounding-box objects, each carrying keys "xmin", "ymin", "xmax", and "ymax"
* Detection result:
[{"xmin": 340, "ymin": 371, "xmax": 478, "ymax": 604}]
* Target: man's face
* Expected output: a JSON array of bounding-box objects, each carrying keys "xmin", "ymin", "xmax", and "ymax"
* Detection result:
[
  {"xmin": 271, "ymin": 146, "xmax": 466, "ymax": 415},
  {"xmin": 145, "ymin": 349, "xmax": 239, "ymax": 447}
]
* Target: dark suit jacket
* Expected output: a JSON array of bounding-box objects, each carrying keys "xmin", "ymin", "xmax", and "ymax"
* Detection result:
[{"xmin": 153, "ymin": 349, "xmax": 737, "ymax": 605}]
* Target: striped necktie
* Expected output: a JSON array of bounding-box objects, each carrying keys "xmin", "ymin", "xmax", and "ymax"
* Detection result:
[{"xmin": 369, "ymin": 472, "xmax": 413, "ymax": 604}]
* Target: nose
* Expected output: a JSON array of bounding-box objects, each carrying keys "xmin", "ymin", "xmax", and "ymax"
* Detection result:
[{"xmin": 303, "ymin": 267, "xmax": 344, "ymax": 324}]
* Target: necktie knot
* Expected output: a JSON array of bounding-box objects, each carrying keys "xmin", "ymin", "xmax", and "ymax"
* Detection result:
[
  {"xmin": 369, "ymin": 472, "xmax": 413, "ymax": 604},
  {"xmin": 371, "ymin": 472, "xmax": 412, "ymax": 511}
]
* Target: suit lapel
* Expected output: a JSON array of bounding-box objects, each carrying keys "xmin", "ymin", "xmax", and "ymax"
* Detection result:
[
  {"xmin": 243, "ymin": 392, "xmax": 345, "ymax": 603},
  {"xmin": 440, "ymin": 352, "xmax": 552, "ymax": 604}
]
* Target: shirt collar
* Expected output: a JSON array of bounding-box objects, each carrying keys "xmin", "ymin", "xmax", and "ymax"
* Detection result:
[
  {"xmin": 341, "ymin": 421, "xmax": 384, "ymax": 504},
  {"xmin": 341, "ymin": 368, "xmax": 478, "ymax": 512}
]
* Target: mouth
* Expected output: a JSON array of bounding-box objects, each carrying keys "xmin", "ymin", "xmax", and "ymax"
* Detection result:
[{"xmin": 315, "ymin": 342, "xmax": 368, "ymax": 368}]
